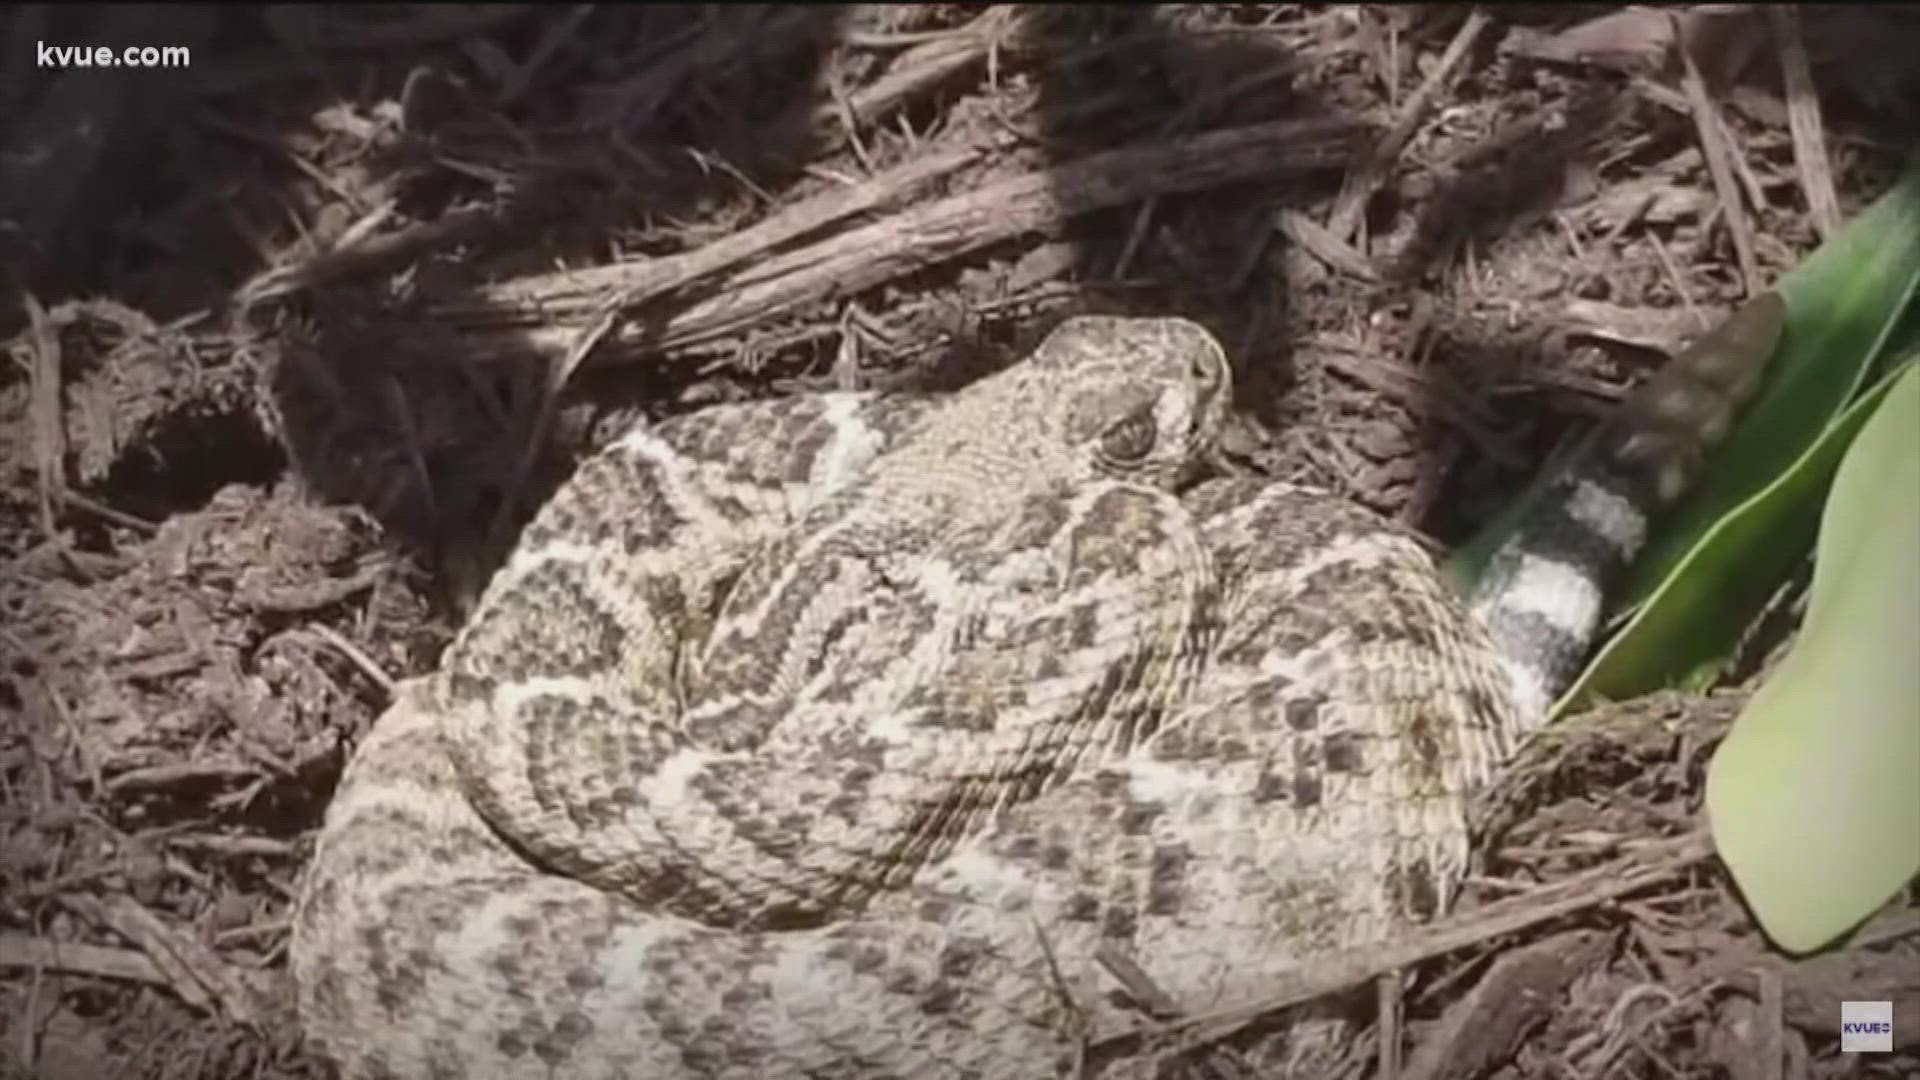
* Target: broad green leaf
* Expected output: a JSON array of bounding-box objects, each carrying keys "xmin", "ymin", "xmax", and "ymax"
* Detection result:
[
  {"xmin": 1557, "ymin": 360, "xmax": 1910, "ymax": 713},
  {"xmin": 1615, "ymin": 165, "xmax": 1920, "ymax": 609},
  {"xmin": 1706, "ymin": 361, "xmax": 1920, "ymax": 954}
]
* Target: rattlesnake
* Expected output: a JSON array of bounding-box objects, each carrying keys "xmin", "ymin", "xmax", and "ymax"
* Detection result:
[{"xmin": 291, "ymin": 309, "xmax": 1778, "ymax": 1079}]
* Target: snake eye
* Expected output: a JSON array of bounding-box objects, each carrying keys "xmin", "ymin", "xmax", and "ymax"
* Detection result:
[{"xmin": 1099, "ymin": 407, "xmax": 1158, "ymax": 464}]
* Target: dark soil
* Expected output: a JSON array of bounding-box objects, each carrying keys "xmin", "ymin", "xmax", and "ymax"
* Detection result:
[{"xmin": 3, "ymin": 6, "xmax": 1916, "ymax": 1078}]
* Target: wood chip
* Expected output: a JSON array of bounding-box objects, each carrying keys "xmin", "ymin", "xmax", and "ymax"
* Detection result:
[
  {"xmin": 1275, "ymin": 208, "xmax": 1379, "ymax": 281},
  {"xmin": 23, "ymin": 294, "xmax": 66, "ymax": 537},
  {"xmin": 1401, "ymin": 929, "xmax": 1614, "ymax": 1080},
  {"xmin": 0, "ymin": 933, "xmax": 169, "ymax": 986},
  {"xmin": 63, "ymin": 895, "xmax": 273, "ymax": 1026},
  {"xmin": 1500, "ymin": 7, "xmax": 1675, "ymax": 72},
  {"xmin": 823, "ymin": 7, "xmax": 1020, "ymax": 145},
  {"xmin": 1675, "ymin": 13, "xmax": 1760, "ymax": 296},
  {"xmin": 1768, "ymin": 6, "xmax": 1841, "ymax": 240}
]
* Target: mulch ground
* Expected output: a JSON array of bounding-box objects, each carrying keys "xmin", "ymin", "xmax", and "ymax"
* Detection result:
[{"xmin": 2, "ymin": 5, "xmax": 1916, "ymax": 1079}]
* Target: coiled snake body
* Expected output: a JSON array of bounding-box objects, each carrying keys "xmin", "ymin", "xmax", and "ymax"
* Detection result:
[{"xmin": 292, "ymin": 311, "xmax": 1773, "ymax": 1078}]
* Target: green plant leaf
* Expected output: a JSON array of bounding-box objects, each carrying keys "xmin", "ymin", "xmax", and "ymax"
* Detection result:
[
  {"xmin": 1557, "ymin": 359, "xmax": 1910, "ymax": 713},
  {"xmin": 1705, "ymin": 361, "xmax": 1920, "ymax": 954},
  {"xmin": 1615, "ymin": 166, "xmax": 1920, "ymax": 611}
]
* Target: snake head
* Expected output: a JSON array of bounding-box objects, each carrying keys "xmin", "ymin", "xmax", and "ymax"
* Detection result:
[
  {"xmin": 859, "ymin": 316, "xmax": 1235, "ymax": 540},
  {"xmin": 1030, "ymin": 315, "xmax": 1233, "ymax": 490}
]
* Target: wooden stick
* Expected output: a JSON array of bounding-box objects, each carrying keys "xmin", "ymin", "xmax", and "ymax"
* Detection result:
[
  {"xmin": 458, "ymin": 115, "xmax": 1360, "ymax": 367},
  {"xmin": 453, "ymin": 145, "xmax": 982, "ymax": 321}
]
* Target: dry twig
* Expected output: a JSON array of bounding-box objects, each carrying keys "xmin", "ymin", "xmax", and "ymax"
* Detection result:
[
  {"xmin": 63, "ymin": 895, "xmax": 273, "ymax": 1026},
  {"xmin": 1326, "ymin": 9, "xmax": 1490, "ymax": 244},
  {"xmin": 1093, "ymin": 830, "xmax": 1715, "ymax": 1056},
  {"xmin": 821, "ymin": 7, "xmax": 1022, "ymax": 150},
  {"xmin": 0, "ymin": 933, "xmax": 170, "ymax": 986}
]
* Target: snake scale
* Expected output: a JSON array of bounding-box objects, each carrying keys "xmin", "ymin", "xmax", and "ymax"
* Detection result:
[{"xmin": 290, "ymin": 306, "xmax": 1780, "ymax": 1079}]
